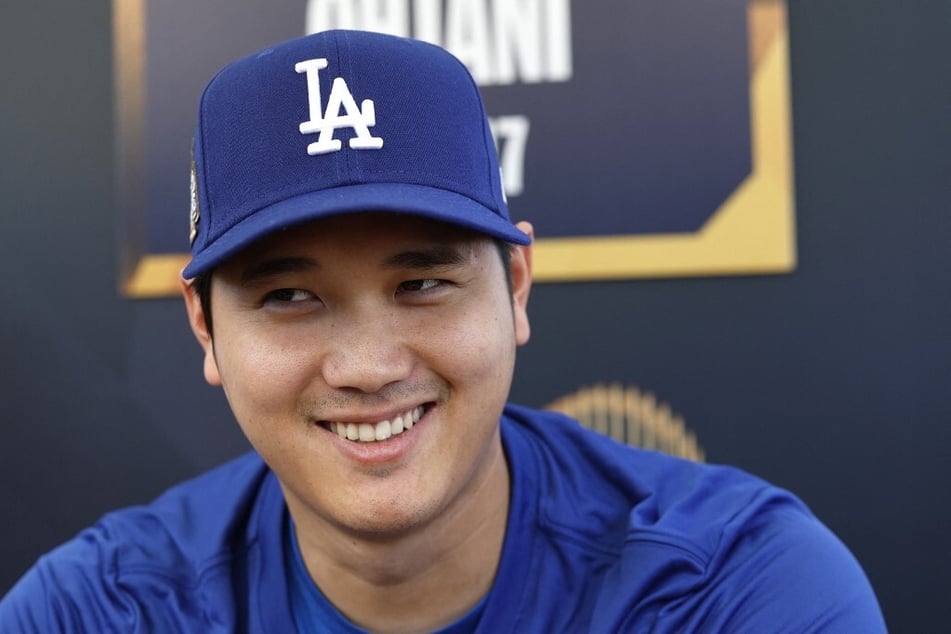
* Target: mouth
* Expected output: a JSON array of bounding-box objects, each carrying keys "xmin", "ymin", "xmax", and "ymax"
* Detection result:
[{"xmin": 322, "ymin": 405, "xmax": 427, "ymax": 443}]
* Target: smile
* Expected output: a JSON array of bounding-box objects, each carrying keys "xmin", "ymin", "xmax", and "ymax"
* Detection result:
[{"xmin": 328, "ymin": 406, "xmax": 424, "ymax": 443}]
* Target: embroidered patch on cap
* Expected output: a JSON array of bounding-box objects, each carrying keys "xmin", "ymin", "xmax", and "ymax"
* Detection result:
[{"xmin": 189, "ymin": 153, "xmax": 200, "ymax": 246}]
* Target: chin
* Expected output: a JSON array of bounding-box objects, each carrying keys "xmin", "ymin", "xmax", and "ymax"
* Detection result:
[{"xmin": 339, "ymin": 500, "xmax": 441, "ymax": 540}]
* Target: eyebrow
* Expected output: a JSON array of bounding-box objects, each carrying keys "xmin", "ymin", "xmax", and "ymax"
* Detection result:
[
  {"xmin": 382, "ymin": 245, "xmax": 469, "ymax": 270},
  {"xmin": 240, "ymin": 256, "xmax": 318, "ymax": 283},
  {"xmin": 238, "ymin": 245, "xmax": 468, "ymax": 283}
]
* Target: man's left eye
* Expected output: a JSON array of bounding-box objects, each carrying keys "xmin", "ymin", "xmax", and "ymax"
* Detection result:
[
  {"xmin": 398, "ymin": 279, "xmax": 442, "ymax": 293},
  {"xmin": 265, "ymin": 288, "xmax": 315, "ymax": 303}
]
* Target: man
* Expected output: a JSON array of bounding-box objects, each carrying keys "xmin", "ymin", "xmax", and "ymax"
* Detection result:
[{"xmin": 1, "ymin": 30, "xmax": 884, "ymax": 632}]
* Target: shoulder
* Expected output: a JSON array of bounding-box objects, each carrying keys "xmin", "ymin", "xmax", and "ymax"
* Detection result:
[
  {"xmin": 99, "ymin": 450, "xmax": 272, "ymax": 567},
  {"xmin": 502, "ymin": 403, "xmax": 772, "ymax": 547},
  {"xmin": 501, "ymin": 404, "xmax": 886, "ymax": 631},
  {"xmin": 502, "ymin": 403, "xmax": 791, "ymax": 555},
  {"xmin": 593, "ymin": 488, "xmax": 887, "ymax": 632},
  {"xmin": 0, "ymin": 452, "xmax": 276, "ymax": 632}
]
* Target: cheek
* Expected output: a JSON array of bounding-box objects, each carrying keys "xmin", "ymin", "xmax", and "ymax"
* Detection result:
[
  {"xmin": 213, "ymin": 325, "xmax": 315, "ymax": 425},
  {"xmin": 423, "ymin": 299, "xmax": 517, "ymax": 394}
]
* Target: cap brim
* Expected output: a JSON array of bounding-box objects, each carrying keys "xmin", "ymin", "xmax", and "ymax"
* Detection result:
[{"xmin": 182, "ymin": 183, "xmax": 531, "ymax": 278}]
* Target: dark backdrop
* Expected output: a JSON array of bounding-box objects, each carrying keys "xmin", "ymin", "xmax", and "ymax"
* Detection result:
[{"xmin": 2, "ymin": 2, "xmax": 949, "ymax": 630}]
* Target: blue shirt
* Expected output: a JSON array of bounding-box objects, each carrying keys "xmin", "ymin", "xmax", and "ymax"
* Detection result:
[
  {"xmin": 0, "ymin": 405, "xmax": 886, "ymax": 632},
  {"xmin": 284, "ymin": 517, "xmax": 486, "ymax": 632}
]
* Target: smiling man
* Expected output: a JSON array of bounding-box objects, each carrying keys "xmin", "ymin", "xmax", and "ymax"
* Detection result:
[
  {"xmin": 189, "ymin": 212, "xmax": 527, "ymax": 631},
  {"xmin": 1, "ymin": 30, "xmax": 885, "ymax": 632}
]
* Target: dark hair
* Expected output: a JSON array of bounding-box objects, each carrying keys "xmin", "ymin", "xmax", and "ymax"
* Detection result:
[
  {"xmin": 190, "ymin": 238, "xmax": 513, "ymax": 339},
  {"xmin": 190, "ymin": 270, "xmax": 215, "ymax": 337}
]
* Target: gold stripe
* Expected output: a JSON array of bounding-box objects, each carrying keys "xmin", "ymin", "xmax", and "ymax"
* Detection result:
[
  {"xmin": 532, "ymin": 0, "xmax": 794, "ymax": 281},
  {"xmin": 124, "ymin": 254, "xmax": 190, "ymax": 298}
]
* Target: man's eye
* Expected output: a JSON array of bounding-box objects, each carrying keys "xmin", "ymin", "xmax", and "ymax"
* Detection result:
[
  {"xmin": 398, "ymin": 279, "xmax": 443, "ymax": 293},
  {"xmin": 264, "ymin": 288, "xmax": 315, "ymax": 303}
]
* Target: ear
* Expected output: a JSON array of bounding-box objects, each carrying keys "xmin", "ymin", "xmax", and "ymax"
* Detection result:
[
  {"xmin": 180, "ymin": 275, "xmax": 223, "ymax": 386},
  {"xmin": 510, "ymin": 221, "xmax": 534, "ymax": 346}
]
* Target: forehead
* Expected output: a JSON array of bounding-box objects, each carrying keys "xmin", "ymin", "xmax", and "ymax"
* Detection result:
[{"xmin": 222, "ymin": 212, "xmax": 493, "ymax": 268}]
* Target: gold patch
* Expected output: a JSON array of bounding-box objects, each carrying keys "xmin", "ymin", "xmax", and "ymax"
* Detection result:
[{"xmin": 546, "ymin": 382, "xmax": 704, "ymax": 462}]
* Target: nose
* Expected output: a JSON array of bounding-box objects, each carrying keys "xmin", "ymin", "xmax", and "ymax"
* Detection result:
[{"xmin": 320, "ymin": 313, "xmax": 413, "ymax": 394}]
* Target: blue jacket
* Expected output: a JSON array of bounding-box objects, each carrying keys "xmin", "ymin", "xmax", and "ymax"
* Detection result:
[{"xmin": 1, "ymin": 405, "xmax": 886, "ymax": 632}]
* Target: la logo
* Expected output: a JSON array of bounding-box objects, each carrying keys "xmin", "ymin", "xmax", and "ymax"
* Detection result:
[{"xmin": 295, "ymin": 58, "xmax": 384, "ymax": 155}]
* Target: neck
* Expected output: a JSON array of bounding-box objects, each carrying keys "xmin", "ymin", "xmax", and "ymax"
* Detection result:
[{"xmin": 290, "ymin": 438, "xmax": 511, "ymax": 633}]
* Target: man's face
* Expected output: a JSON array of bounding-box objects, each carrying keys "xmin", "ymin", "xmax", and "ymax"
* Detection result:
[{"xmin": 183, "ymin": 213, "xmax": 532, "ymax": 538}]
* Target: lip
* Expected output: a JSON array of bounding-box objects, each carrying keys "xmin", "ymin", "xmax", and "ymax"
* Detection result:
[
  {"xmin": 322, "ymin": 402, "xmax": 426, "ymax": 429},
  {"xmin": 317, "ymin": 403, "xmax": 432, "ymax": 466}
]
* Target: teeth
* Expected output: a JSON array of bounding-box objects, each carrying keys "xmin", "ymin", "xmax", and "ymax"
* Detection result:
[
  {"xmin": 331, "ymin": 406, "xmax": 424, "ymax": 443},
  {"xmin": 358, "ymin": 423, "xmax": 375, "ymax": 442}
]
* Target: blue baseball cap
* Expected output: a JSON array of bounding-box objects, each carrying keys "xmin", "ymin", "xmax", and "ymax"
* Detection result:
[{"xmin": 183, "ymin": 29, "xmax": 530, "ymax": 279}]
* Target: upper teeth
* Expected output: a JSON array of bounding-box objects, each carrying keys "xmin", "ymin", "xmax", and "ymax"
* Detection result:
[{"xmin": 329, "ymin": 406, "xmax": 424, "ymax": 443}]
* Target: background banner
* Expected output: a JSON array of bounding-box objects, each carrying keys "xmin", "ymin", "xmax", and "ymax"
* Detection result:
[
  {"xmin": 5, "ymin": 3, "xmax": 948, "ymax": 628},
  {"xmin": 115, "ymin": 0, "xmax": 795, "ymax": 296}
]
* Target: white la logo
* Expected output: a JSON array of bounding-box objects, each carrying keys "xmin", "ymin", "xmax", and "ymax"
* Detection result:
[{"xmin": 295, "ymin": 58, "xmax": 384, "ymax": 155}]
